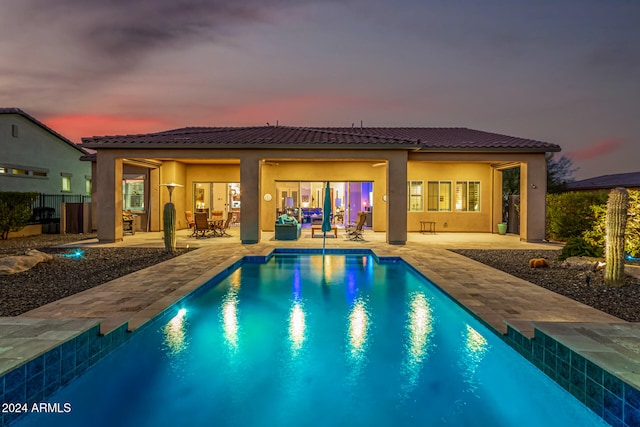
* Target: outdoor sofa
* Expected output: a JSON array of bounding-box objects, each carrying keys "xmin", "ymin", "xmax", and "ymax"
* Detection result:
[{"xmin": 274, "ymin": 214, "xmax": 301, "ymax": 240}]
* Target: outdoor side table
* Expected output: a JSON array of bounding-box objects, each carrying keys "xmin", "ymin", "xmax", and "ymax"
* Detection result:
[{"xmin": 420, "ymin": 221, "xmax": 436, "ymax": 234}]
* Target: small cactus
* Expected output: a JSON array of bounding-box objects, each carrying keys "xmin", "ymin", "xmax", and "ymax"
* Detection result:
[
  {"xmin": 604, "ymin": 187, "xmax": 628, "ymax": 287},
  {"xmin": 163, "ymin": 202, "xmax": 177, "ymax": 253}
]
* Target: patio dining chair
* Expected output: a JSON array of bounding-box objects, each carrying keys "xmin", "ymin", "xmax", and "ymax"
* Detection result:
[
  {"xmin": 345, "ymin": 212, "xmax": 367, "ymax": 241},
  {"xmin": 213, "ymin": 214, "xmax": 233, "ymax": 237},
  {"xmin": 193, "ymin": 212, "xmax": 211, "ymax": 238},
  {"xmin": 185, "ymin": 211, "xmax": 195, "ymax": 236}
]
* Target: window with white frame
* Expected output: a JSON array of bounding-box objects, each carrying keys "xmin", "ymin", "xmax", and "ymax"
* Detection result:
[
  {"xmin": 61, "ymin": 174, "xmax": 72, "ymax": 192},
  {"xmin": 407, "ymin": 180, "xmax": 423, "ymax": 212},
  {"xmin": 123, "ymin": 175, "xmax": 145, "ymax": 211},
  {"xmin": 455, "ymin": 181, "xmax": 480, "ymax": 212},
  {"xmin": 427, "ymin": 181, "xmax": 452, "ymax": 211}
]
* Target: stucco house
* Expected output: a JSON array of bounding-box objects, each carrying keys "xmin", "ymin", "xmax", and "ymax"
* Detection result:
[
  {"xmin": 82, "ymin": 126, "xmax": 560, "ymax": 245},
  {"xmin": 0, "ymin": 108, "xmax": 91, "ymax": 196}
]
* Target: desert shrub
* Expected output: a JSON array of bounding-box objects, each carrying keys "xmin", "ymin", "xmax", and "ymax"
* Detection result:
[
  {"xmin": 0, "ymin": 192, "xmax": 39, "ymax": 239},
  {"xmin": 583, "ymin": 189, "xmax": 640, "ymax": 257},
  {"xmin": 558, "ymin": 236, "xmax": 603, "ymax": 261},
  {"xmin": 626, "ymin": 190, "xmax": 640, "ymax": 257},
  {"xmin": 546, "ymin": 191, "xmax": 608, "ymax": 241}
]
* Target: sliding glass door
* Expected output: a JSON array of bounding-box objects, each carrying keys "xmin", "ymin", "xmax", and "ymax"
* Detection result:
[
  {"xmin": 274, "ymin": 181, "xmax": 372, "ymax": 228},
  {"xmin": 346, "ymin": 182, "xmax": 373, "ymax": 226}
]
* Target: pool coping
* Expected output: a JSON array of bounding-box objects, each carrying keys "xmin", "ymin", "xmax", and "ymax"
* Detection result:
[{"xmin": 1, "ymin": 245, "xmax": 639, "ymax": 427}]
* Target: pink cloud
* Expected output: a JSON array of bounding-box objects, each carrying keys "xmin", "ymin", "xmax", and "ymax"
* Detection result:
[
  {"xmin": 42, "ymin": 114, "xmax": 169, "ymax": 143},
  {"xmin": 566, "ymin": 138, "xmax": 623, "ymax": 161}
]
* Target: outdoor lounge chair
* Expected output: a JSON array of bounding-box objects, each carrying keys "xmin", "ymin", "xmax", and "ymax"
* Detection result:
[
  {"xmin": 346, "ymin": 212, "xmax": 367, "ymax": 241},
  {"xmin": 185, "ymin": 211, "xmax": 195, "ymax": 236},
  {"xmin": 212, "ymin": 214, "xmax": 233, "ymax": 237},
  {"xmin": 193, "ymin": 212, "xmax": 211, "ymax": 238}
]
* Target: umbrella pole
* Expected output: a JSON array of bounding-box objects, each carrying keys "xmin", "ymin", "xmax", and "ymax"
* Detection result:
[{"xmin": 322, "ymin": 231, "xmax": 326, "ymax": 257}]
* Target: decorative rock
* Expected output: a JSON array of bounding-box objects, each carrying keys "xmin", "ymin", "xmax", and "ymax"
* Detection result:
[
  {"xmin": 561, "ymin": 256, "xmax": 603, "ymax": 271},
  {"xmin": 528, "ymin": 258, "xmax": 549, "ymax": 268},
  {"xmin": 0, "ymin": 249, "xmax": 53, "ymax": 275}
]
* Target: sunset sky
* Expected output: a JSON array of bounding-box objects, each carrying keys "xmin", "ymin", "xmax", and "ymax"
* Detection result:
[{"xmin": 1, "ymin": 0, "xmax": 639, "ymax": 179}]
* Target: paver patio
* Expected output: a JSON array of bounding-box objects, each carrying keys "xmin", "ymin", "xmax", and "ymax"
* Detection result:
[{"xmin": 1, "ymin": 228, "xmax": 638, "ymax": 394}]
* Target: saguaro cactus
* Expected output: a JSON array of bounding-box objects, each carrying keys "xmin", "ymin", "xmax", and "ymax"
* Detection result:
[
  {"xmin": 604, "ymin": 187, "xmax": 628, "ymax": 287},
  {"xmin": 163, "ymin": 202, "xmax": 177, "ymax": 253}
]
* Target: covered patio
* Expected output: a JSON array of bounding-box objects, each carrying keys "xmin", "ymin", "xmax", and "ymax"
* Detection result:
[{"xmin": 83, "ymin": 126, "xmax": 559, "ymax": 246}]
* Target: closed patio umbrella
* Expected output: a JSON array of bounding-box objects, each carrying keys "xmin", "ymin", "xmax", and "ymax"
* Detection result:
[{"xmin": 322, "ymin": 181, "xmax": 332, "ymax": 257}]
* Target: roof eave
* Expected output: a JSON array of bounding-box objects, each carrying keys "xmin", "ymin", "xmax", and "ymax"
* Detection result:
[
  {"xmin": 418, "ymin": 146, "xmax": 561, "ymax": 153},
  {"xmin": 80, "ymin": 142, "xmax": 420, "ymax": 150},
  {"xmin": 2, "ymin": 108, "xmax": 89, "ymax": 155}
]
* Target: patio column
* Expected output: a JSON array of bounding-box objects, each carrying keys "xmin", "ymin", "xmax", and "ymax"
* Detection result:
[
  {"xmin": 149, "ymin": 168, "xmax": 160, "ymax": 232},
  {"xmin": 387, "ymin": 151, "xmax": 408, "ymax": 245},
  {"xmin": 240, "ymin": 153, "xmax": 261, "ymax": 244},
  {"xmin": 492, "ymin": 168, "xmax": 504, "ymax": 232},
  {"xmin": 96, "ymin": 153, "xmax": 123, "ymax": 243},
  {"xmin": 520, "ymin": 155, "xmax": 547, "ymax": 242}
]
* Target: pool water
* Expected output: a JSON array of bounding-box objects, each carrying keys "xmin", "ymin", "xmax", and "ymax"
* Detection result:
[{"xmin": 15, "ymin": 255, "xmax": 607, "ymax": 426}]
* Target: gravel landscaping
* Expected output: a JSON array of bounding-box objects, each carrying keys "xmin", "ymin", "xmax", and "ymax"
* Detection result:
[
  {"xmin": 0, "ymin": 234, "xmax": 186, "ymax": 316},
  {"xmin": 2, "ymin": 234, "xmax": 639, "ymax": 322},
  {"xmin": 452, "ymin": 249, "xmax": 640, "ymax": 322}
]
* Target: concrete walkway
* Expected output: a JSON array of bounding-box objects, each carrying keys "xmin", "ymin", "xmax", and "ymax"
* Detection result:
[{"xmin": 1, "ymin": 228, "xmax": 638, "ymax": 392}]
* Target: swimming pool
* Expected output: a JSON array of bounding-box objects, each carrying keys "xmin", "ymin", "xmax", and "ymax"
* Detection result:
[{"xmin": 13, "ymin": 254, "xmax": 607, "ymax": 426}]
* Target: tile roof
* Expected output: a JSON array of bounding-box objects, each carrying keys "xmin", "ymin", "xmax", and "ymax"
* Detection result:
[
  {"xmin": 82, "ymin": 126, "xmax": 420, "ymax": 149},
  {"xmin": 319, "ymin": 127, "xmax": 560, "ymax": 152},
  {"xmin": 82, "ymin": 125, "xmax": 561, "ymax": 153},
  {"xmin": 0, "ymin": 107, "xmax": 89, "ymax": 155},
  {"xmin": 565, "ymin": 172, "xmax": 640, "ymax": 191}
]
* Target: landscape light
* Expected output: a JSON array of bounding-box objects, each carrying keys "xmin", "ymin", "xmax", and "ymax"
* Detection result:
[{"xmin": 58, "ymin": 249, "xmax": 85, "ymax": 259}]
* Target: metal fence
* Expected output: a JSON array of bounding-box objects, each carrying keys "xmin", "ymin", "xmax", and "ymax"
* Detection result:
[{"xmin": 30, "ymin": 193, "xmax": 91, "ymax": 223}]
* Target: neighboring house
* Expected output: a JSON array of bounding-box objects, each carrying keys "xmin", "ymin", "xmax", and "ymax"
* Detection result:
[
  {"xmin": 0, "ymin": 108, "xmax": 91, "ymax": 196},
  {"xmin": 82, "ymin": 126, "xmax": 561, "ymax": 244},
  {"xmin": 565, "ymin": 172, "xmax": 640, "ymax": 192}
]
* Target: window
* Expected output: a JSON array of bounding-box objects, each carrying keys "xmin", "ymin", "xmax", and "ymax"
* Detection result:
[
  {"xmin": 62, "ymin": 175, "xmax": 71, "ymax": 192},
  {"xmin": 0, "ymin": 165, "xmax": 48, "ymax": 178},
  {"xmin": 407, "ymin": 181, "xmax": 423, "ymax": 212},
  {"xmin": 85, "ymin": 178, "xmax": 92, "ymax": 195},
  {"xmin": 427, "ymin": 181, "xmax": 452, "ymax": 211},
  {"xmin": 123, "ymin": 176, "xmax": 145, "ymax": 211},
  {"xmin": 11, "ymin": 124, "xmax": 18, "ymax": 137},
  {"xmin": 456, "ymin": 181, "xmax": 480, "ymax": 212}
]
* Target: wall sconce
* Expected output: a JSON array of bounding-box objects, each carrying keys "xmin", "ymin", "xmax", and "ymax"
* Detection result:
[{"xmin": 531, "ymin": 184, "xmax": 537, "ymax": 189}]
